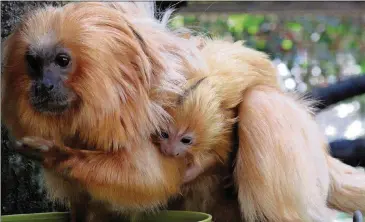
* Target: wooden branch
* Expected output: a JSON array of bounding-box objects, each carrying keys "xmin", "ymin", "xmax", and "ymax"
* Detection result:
[
  {"xmin": 329, "ymin": 138, "xmax": 365, "ymax": 168},
  {"xmin": 309, "ymin": 75, "xmax": 365, "ymax": 112}
]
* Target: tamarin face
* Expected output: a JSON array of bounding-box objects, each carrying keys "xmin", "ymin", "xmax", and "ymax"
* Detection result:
[
  {"xmin": 25, "ymin": 45, "xmax": 76, "ymax": 114},
  {"xmin": 157, "ymin": 127, "xmax": 195, "ymax": 157},
  {"xmin": 2, "ymin": 3, "xmax": 167, "ymax": 121}
]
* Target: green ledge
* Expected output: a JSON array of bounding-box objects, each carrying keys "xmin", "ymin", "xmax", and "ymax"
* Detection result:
[{"xmin": 1, "ymin": 211, "xmax": 212, "ymax": 222}]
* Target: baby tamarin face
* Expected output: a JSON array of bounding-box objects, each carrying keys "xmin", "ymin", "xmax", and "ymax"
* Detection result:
[{"xmin": 157, "ymin": 126, "xmax": 196, "ymax": 157}]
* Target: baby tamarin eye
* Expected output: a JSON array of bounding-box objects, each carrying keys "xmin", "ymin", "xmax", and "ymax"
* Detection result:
[
  {"xmin": 181, "ymin": 137, "xmax": 193, "ymax": 145},
  {"xmin": 160, "ymin": 131, "xmax": 169, "ymax": 139}
]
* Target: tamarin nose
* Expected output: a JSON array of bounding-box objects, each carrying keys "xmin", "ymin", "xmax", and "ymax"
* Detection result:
[
  {"xmin": 41, "ymin": 70, "xmax": 61, "ymax": 92},
  {"xmin": 34, "ymin": 83, "xmax": 52, "ymax": 97},
  {"xmin": 34, "ymin": 78, "xmax": 56, "ymax": 97},
  {"xmin": 41, "ymin": 78, "xmax": 55, "ymax": 91}
]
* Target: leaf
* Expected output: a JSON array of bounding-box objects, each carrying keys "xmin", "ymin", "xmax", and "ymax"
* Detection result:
[
  {"xmin": 281, "ymin": 39, "xmax": 293, "ymax": 50},
  {"xmin": 169, "ymin": 15, "xmax": 184, "ymax": 28},
  {"xmin": 184, "ymin": 15, "xmax": 196, "ymax": 24},
  {"xmin": 256, "ymin": 39, "xmax": 267, "ymax": 49},
  {"xmin": 248, "ymin": 26, "xmax": 259, "ymax": 35},
  {"xmin": 361, "ymin": 61, "xmax": 365, "ymax": 73},
  {"xmin": 287, "ymin": 22, "xmax": 302, "ymax": 32},
  {"xmin": 228, "ymin": 14, "xmax": 246, "ymax": 33}
]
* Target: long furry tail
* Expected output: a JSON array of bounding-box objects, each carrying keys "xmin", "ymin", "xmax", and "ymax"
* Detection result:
[{"xmin": 327, "ymin": 156, "xmax": 365, "ymax": 214}]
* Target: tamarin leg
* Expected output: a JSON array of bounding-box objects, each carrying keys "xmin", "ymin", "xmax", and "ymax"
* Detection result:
[
  {"xmin": 41, "ymin": 169, "xmax": 90, "ymax": 222},
  {"xmin": 13, "ymin": 137, "xmax": 186, "ymax": 210},
  {"xmin": 234, "ymin": 86, "xmax": 332, "ymax": 222},
  {"xmin": 70, "ymin": 199, "xmax": 89, "ymax": 222}
]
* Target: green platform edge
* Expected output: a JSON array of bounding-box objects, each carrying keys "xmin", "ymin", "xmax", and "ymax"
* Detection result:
[
  {"xmin": 1, "ymin": 211, "xmax": 212, "ymax": 222},
  {"xmin": 1, "ymin": 212, "xmax": 69, "ymax": 222},
  {"xmin": 2, "ymin": 211, "xmax": 364, "ymax": 221}
]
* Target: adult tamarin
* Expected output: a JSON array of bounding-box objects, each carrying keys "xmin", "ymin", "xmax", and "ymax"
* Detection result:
[
  {"xmin": 3, "ymin": 2, "xmax": 365, "ymax": 222},
  {"xmin": 2, "ymin": 2, "xmax": 208, "ymax": 220}
]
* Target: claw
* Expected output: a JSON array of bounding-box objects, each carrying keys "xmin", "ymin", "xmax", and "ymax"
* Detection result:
[
  {"xmin": 13, "ymin": 143, "xmax": 46, "ymax": 162},
  {"xmin": 21, "ymin": 137, "xmax": 54, "ymax": 149}
]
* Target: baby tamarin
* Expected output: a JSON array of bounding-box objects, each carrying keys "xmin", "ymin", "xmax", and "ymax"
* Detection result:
[{"xmin": 154, "ymin": 76, "xmax": 235, "ymax": 184}]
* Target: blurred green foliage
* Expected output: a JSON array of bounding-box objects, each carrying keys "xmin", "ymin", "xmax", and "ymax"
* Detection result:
[{"xmin": 169, "ymin": 13, "xmax": 365, "ymax": 89}]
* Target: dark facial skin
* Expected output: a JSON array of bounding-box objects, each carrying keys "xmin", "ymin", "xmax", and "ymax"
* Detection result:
[{"xmin": 25, "ymin": 46, "xmax": 76, "ymax": 115}]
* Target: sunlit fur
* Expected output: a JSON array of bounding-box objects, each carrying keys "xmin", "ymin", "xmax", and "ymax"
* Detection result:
[
  {"xmin": 2, "ymin": 1, "xmax": 208, "ymax": 216},
  {"xmin": 170, "ymin": 38, "xmax": 365, "ymax": 222},
  {"xmin": 198, "ymin": 39, "xmax": 280, "ymax": 109}
]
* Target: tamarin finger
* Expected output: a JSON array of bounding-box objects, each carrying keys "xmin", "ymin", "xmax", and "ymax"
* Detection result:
[
  {"xmin": 11, "ymin": 139, "xmax": 46, "ymax": 162},
  {"xmin": 14, "ymin": 136, "xmax": 75, "ymax": 170}
]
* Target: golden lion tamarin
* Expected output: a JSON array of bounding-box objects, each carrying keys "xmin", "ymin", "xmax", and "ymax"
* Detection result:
[
  {"xmin": 154, "ymin": 76, "xmax": 235, "ymax": 184},
  {"xmin": 2, "ymin": 2, "xmax": 206, "ymax": 221},
  {"xmin": 3, "ymin": 2, "xmax": 365, "ymax": 222}
]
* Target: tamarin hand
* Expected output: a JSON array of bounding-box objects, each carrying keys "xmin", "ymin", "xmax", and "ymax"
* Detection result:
[{"xmin": 12, "ymin": 136, "xmax": 76, "ymax": 176}]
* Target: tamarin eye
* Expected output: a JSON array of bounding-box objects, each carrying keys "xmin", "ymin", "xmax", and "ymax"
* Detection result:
[
  {"xmin": 25, "ymin": 54, "xmax": 41, "ymax": 71},
  {"xmin": 55, "ymin": 53, "xmax": 70, "ymax": 67},
  {"xmin": 160, "ymin": 131, "xmax": 169, "ymax": 139},
  {"xmin": 181, "ymin": 137, "xmax": 192, "ymax": 145}
]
